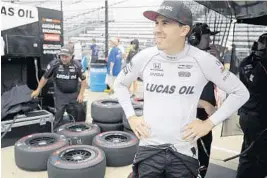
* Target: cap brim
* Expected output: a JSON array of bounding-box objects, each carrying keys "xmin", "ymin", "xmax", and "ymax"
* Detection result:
[{"xmin": 143, "ymin": 10, "xmax": 160, "ymax": 21}]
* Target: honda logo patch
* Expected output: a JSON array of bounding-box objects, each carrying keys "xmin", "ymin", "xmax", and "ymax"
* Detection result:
[{"xmin": 153, "ymin": 63, "xmax": 161, "ymax": 69}]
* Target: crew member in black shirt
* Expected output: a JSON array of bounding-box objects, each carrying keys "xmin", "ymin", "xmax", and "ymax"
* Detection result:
[
  {"xmin": 237, "ymin": 33, "xmax": 267, "ymax": 178},
  {"xmin": 189, "ymin": 23, "xmax": 218, "ymax": 178},
  {"xmin": 31, "ymin": 45, "xmax": 87, "ymax": 129}
]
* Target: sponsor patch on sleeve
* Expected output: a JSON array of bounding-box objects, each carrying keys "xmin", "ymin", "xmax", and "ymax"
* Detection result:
[
  {"xmin": 222, "ymin": 70, "xmax": 230, "ymax": 81},
  {"xmin": 216, "ymin": 60, "xmax": 225, "ymax": 72}
]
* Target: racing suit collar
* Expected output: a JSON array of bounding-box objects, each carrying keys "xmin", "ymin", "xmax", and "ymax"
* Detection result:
[{"xmin": 159, "ymin": 43, "xmax": 190, "ymax": 61}]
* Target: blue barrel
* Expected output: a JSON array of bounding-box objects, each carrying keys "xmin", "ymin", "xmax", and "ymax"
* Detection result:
[{"xmin": 90, "ymin": 63, "xmax": 107, "ymax": 92}]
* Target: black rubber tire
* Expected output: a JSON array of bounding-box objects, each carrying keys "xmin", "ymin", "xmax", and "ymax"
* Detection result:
[
  {"xmin": 15, "ymin": 133, "xmax": 69, "ymax": 171},
  {"xmin": 92, "ymin": 131, "xmax": 138, "ymax": 167},
  {"xmin": 123, "ymin": 105, "xmax": 143, "ymax": 130},
  {"xmin": 56, "ymin": 122, "xmax": 101, "ymax": 145},
  {"xmin": 47, "ymin": 145, "xmax": 106, "ymax": 178},
  {"xmin": 92, "ymin": 120, "xmax": 123, "ymax": 132},
  {"xmin": 91, "ymin": 99, "xmax": 123, "ymax": 123}
]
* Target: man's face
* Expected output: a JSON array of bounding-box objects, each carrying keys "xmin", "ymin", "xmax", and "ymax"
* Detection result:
[
  {"xmin": 154, "ymin": 15, "xmax": 190, "ymax": 51},
  {"xmin": 256, "ymin": 40, "xmax": 267, "ymax": 58},
  {"xmin": 258, "ymin": 41, "xmax": 267, "ymax": 51},
  {"xmin": 60, "ymin": 55, "xmax": 72, "ymax": 65},
  {"xmin": 197, "ymin": 34, "xmax": 211, "ymax": 50}
]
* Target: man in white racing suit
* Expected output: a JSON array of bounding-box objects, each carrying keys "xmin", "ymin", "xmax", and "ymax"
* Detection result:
[{"xmin": 114, "ymin": 1, "xmax": 250, "ymax": 177}]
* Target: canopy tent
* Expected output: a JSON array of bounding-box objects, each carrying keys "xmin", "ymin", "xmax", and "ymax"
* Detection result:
[{"xmin": 195, "ymin": 1, "xmax": 267, "ymax": 26}]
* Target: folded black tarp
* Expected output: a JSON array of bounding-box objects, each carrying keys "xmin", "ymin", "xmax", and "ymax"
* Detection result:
[{"xmin": 1, "ymin": 85, "xmax": 38, "ymax": 120}]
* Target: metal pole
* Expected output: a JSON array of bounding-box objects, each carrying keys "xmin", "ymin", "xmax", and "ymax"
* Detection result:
[
  {"xmin": 105, "ymin": 0, "xmax": 108, "ymax": 58},
  {"xmin": 60, "ymin": 0, "xmax": 64, "ymax": 45}
]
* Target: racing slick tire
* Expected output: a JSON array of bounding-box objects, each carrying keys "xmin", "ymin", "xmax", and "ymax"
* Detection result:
[
  {"xmin": 47, "ymin": 145, "xmax": 106, "ymax": 178},
  {"xmin": 56, "ymin": 122, "xmax": 100, "ymax": 145},
  {"xmin": 92, "ymin": 120, "xmax": 123, "ymax": 132},
  {"xmin": 15, "ymin": 133, "xmax": 69, "ymax": 171},
  {"xmin": 92, "ymin": 131, "xmax": 138, "ymax": 167},
  {"xmin": 91, "ymin": 99, "xmax": 123, "ymax": 123}
]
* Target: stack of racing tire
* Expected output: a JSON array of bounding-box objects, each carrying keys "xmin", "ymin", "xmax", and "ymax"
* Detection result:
[
  {"xmin": 14, "ymin": 98, "xmax": 141, "ymax": 178},
  {"xmin": 91, "ymin": 98, "xmax": 143, "ymax": 133},
  {"xmin": 91, "ymin": 99, "xmax": 124, "ymax": 132}
]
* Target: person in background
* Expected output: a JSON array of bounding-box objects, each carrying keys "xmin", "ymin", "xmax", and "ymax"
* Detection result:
[
  {"xmin": 31, "ymin": 45, "xmax": 87, "ymax": 130},
  {"xmin": 106, "ymin": 37, "xmax": 122, "ymax": 96},
  {"xmin": 237, "ymin": 33, "xmax": 267, "ymax": 178},
  {"xmin": 224, "ymin": 44, "xmax": 240, "ymax": 75},
  {"xmin": 222, "ymin": 44, "xmax": 232, "ymax": 70},
  {"xmin": 81, "ymin": 49, "xmax": 91, "ymax": 71},
  {"xmin": 126, "ymin": 40, "xmax": 134, "ymax": 59},
  {"xmin": 188, "ymin": 22, "xmax": 218, "ymax": 178},
  {"xmin": 90, "ymin": 38, "xmax": 99, "ymax": 64},
  {"xmin": 125, "ymin": 39, "xmax": 141, "ymax": 97},
  {"xmin": 117, "ymin": 37, "xmax": 126, "ymax": 60},
  {"xmin": 68, "ymin": 41, "xmax": 75, "ymax": 54}
]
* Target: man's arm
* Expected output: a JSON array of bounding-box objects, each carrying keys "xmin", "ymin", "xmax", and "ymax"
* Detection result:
[
  {"xmin": 109, "ymin": 62, "xmax": 114, "ymax": 76},
  {"xmin": 198, "ymin": 99, "xmax": 217, "ymax": 116},
  {"xmin": 183, "ymin": 53, "xmax": 249, "ymax": 142},
  {"xmin": 114, "ymin": 51, "xmax": 144, "ymax": 119},
  {"xmin": 31, "ymin": 61, "xmax": 56, "ymax": 97},
  {"xmin": 36, "ymin": 77, "xmax": 48, "ymax": 91},
  {"xmin": 108, "ymin": 49, "xmax": 116, "ymax": 75},
  {"xmin": 200, "ymin": 54, "xmax": 250, "ymax": 126},
  {"xmin": 79, "ymin": 79, "xmax": 87, "ymax": 95}
]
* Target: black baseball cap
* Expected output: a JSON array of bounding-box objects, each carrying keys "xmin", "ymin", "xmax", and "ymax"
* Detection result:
[
  {"xmin": 59, "ymin": 45, "xmax": 73, "ymax": 56},
  {"xmin": 143, "ymin": 0, "xmax": 193, "ymax": 26},
  {"xmin": 258, "ymin": 33, "xmax": 267, "ymax": 44},
  {"xmin": 197, "ymin": 23, "xmax": 220, "ymax": 35}
]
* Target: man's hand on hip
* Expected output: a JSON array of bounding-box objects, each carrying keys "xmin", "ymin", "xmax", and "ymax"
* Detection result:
[
  {"xmin": 77, "ymin": 94, "xmax": 83, "ymax": 103},
  {"xmin": 128, "ymin": 115, "xmax": 151, "ymax": 139},
  {"xmin": 183, "ymin": 119, "xmax": 215, "ymax": 142}
]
